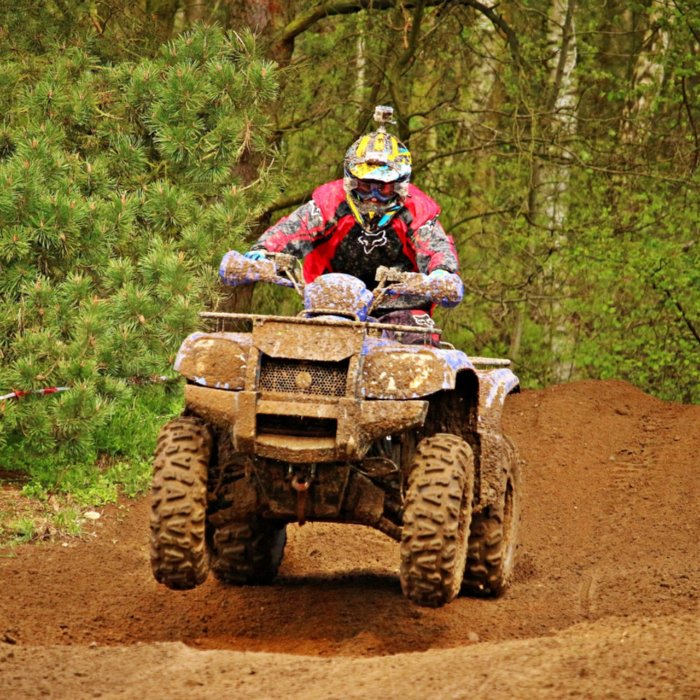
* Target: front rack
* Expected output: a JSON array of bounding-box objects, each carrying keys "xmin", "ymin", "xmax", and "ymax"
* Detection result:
[
  {"xmin": 199, "ymin": 311, "xmax": 441, "ymax": 336},
  {"xmin": 198, "ymin": 312, "xmax": 512, "ymax": 366}
]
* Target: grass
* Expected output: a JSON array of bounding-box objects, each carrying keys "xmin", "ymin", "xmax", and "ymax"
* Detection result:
[
  {"xmin": 0, "ymin": 492, "xmax": 103, "ymax": 548},
  {"xmin": 7, "ymin": 515, "xmax": 38, "ymax": 543},
  {"xmin": 0, "ymin": 382, "xmax": 183, "ymax": 547}
]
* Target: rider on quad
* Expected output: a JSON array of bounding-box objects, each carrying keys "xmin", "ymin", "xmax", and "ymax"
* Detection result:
[
  {"xmin": 152, "ymin": 108, "xmax": 520, "ymax": 607},
  {"xmin": 233, "ymin": 106, "xmax": 464, "ymax": 337}
]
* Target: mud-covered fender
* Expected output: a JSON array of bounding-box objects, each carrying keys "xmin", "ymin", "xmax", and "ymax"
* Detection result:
[
  {"xmin": 174, "ymin": 332, "xmax": 251, "ymax": 389},
  {"xmin": 476, "ymin": 367, "xmax": 520, "ymax": 424},
  {"xmin": 360, "ymin": 337, "xmax": 474, "ymax": 399},
  {"xmin": 303, "ymin": 273, "xmax": 374, "ymax": 320},
  {"xmin": 474, "ymin": 367, "xmax": 520, "ymax": 505}
]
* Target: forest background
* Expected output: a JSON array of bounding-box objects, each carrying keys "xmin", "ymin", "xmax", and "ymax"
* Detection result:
[{"xmin": 0, "ymin": 0, "xmax": 698, "ymax": 532}]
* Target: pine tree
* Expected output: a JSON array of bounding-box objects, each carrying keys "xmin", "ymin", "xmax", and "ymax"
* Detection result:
[{"xmin": 0, "ymin": 25, "xmax": 281, "ymax": 473}]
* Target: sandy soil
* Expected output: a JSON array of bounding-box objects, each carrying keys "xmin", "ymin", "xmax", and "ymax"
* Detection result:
[{"xmin": 1, "ymin": 379, "xmax": 698, "ymax": 698}]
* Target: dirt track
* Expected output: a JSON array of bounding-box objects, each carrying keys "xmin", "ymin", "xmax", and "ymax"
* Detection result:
[{"xmin": 1, "ymin": 380, "xmax": 699, "ymax": 698}]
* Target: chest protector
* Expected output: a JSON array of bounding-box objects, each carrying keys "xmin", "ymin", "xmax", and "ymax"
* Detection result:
[{"xmin": 302, "ymin": 180, "xmax": 440, "ymax": 285}]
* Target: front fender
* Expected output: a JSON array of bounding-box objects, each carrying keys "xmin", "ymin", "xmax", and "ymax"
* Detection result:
[{"xmin": 360, "ymin": 338, "xmax": 474, "ymax": 399}]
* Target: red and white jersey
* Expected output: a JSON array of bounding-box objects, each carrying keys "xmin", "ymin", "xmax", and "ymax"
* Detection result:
[{"xmin": 252, "ymin": 180, "xmax": 459, "ymax": 292}]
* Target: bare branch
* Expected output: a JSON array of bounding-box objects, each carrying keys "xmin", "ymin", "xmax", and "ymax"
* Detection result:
[
  {"xmin": 277, "ymin": 0, "xmax": 519, "ymax": 63},
  {"xmin": 651, "ymin": 279, "xmax": 700, "ymax": 348},
  {"xmin": 413, "ymin": 143, "xmax": 506, "ymax": 173},
  {"xmin": 260, "ymin": 190, "xmax": 313, "ymax": 220},
  {"xmin": 276, "ymin": 108, "xmax": 333, "ymax": 135},
  {"xmin": 387, "ymin": 0, "xmax": 428, "ymax": 140},
  {"xmin": 449, "ymin": 208, "xmax": 520, "ymax": 230},
  {"xmin": 680, "ymin": 75, "xmax": 699, "ymax": 172},
  {"xmin": 398, "ymin": 0, "xmax": 427, "ymax": 71}
]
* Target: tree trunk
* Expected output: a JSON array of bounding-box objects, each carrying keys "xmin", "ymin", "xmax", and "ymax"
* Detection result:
[
  {"xmin": 620, "ymin": 2, "xmax": 672, "ymax": 145},
  {"xmin": 224, "ymin": 0, "xmax": 295, "ymax": 66},
  {"xmin": 184, "ymin": 0, "xmax": 208, "ymax": 24},
  {"xmin": 530, "ymin": 0, "xmax": 578, "ymax": 382},
  {"xmin": 145, "ymin": 0, "xmax": 181, "ymax": 41}
]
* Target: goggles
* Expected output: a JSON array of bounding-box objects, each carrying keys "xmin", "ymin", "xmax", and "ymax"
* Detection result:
[{"xmin": 353, "ymin": 180, "xmax": 397, "ymax": 203}]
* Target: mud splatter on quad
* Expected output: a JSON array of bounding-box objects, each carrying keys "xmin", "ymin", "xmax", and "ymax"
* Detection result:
[{"xmin": 150, "ymin": 252, "xmax": 521, "ymax": 607}]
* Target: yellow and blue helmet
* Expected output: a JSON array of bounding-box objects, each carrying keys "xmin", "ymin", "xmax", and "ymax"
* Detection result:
[{"xmin": 343, "ymin": 106, "xmax": 412, "ymax": 230}]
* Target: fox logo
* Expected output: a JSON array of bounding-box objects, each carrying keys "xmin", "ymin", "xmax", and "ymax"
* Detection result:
[
  {"xmin": 358, "ymin": 230, "xmax": 388, "ymax": 254},
  {"xmin": 413, "ymin": 313, "xmax": 435, "ymax": 328}
]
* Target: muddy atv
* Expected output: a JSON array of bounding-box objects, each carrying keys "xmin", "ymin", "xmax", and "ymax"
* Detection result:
[{"xmin": 149, "ymin": 252, "xmax": 521, "ymax": 607}]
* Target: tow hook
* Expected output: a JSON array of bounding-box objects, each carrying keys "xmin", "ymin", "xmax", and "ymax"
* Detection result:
[{"xmin": 289, "ymin": 464, "xmax": 316, "ymax": 525}]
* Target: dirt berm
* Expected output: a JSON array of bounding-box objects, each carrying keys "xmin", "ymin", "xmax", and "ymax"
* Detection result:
[{"xmin": 1, "ymin": 380, "xmax": 698, "ymax": 699}]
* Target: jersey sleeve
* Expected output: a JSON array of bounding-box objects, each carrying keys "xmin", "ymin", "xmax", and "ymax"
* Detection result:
[
  {"xmin": 411, "ymin": 217, "xmax": 460, "ymax": 274},
  {"xmin": 251, "ymin": 200, "xmax": 325, "ymax": 259}
]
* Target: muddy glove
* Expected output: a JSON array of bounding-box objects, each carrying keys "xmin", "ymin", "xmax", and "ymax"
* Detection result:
[
  {"xmin": 244, "ymin": 250, "xmax": 267, "ymax": 261},
  {"xmin": 428, "ymin": 269, "xmax": 463, "ymax": 308},
  {"xmin": 219, "ymin": 250, "xmax": 291, "ymax": 287},
  {"xmin": 381, "ymin": 269, "xmax": 463, "ymax": 307},
  {"xmin": 383, "ymin": 272, "xmax": 433, "ymax": 303}
]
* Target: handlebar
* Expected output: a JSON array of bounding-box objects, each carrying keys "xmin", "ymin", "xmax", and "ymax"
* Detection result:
[{"xmin": 220, "ymin": 252, "xmax": 462, "ymax": 308}]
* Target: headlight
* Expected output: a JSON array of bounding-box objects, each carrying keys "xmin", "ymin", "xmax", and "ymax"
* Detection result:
[
  {"xmin": 174, "ymin": 332, "xmax": 250, "ymax": 389},
  {"xmin": 361, "ymin": 345, "xmax": 461, "ymax": 399}
]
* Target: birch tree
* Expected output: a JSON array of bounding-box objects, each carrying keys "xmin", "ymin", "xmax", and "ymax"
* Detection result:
[
  {"xmin": 621, "ymin": 0, "xmax": 672, "ymax": 145},
  {"xmin": 528, "ymin": 0, "xmax": 579, "ymax": 381}
]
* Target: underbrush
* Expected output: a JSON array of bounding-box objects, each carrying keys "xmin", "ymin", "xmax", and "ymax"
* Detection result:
[{"xmin": 0, "ymin": 383, "xmax": 183, "ymax": 547}]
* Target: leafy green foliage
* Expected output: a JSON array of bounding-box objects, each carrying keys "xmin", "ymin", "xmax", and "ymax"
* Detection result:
[
  {"xmin": 271, "ymin": 3, "xmax": 700, "ymax": 402},
  {"xmin": 0, "ymin": 24, "xmax": 281, "ymax": 481}
]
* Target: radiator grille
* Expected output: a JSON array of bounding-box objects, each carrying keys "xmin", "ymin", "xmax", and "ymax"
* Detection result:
[{"xmin": 259, "ymin": 357, "xmax": 348, "ymax": 396}]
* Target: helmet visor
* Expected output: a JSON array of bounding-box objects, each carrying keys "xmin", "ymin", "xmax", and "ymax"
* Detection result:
[{"xmin": 353, "ymin": 180, "xmax": 397, "ymax": 203}]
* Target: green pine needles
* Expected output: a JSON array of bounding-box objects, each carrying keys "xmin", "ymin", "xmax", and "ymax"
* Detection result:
[{"xmin": 0, "ymin": 25, "xmax": 281, "ymax": 494}]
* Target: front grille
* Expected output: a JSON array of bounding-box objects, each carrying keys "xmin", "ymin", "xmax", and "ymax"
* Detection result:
[{"xmin": 258, "ymin": 356, "xmax": 349, "ymax": 396}]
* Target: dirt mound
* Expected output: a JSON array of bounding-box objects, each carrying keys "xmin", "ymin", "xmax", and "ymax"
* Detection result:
[{"xmin": 1, "ymin": 380, "xmax": 699, "ymax": 697}]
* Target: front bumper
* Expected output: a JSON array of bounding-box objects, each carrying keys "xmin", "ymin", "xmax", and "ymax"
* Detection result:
[{"xmin": 185, "ymin": 385, "xmax": 427, "ymax": 463}]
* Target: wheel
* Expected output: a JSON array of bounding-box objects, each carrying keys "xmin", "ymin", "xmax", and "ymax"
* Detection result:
[
  {"xmin": 210, "ymin": 518, "xmax": 287, "ymax": 585},
  {"xmin": 463, "ymin": 438, "xmax": 521, "ymax": 596},
  {"xmin": 149, "ymin": 416, "xmax": 212, "ymax": 590},
  {"xmin": 400, "ymin": 433, "xmax": 475, "ymax": 607}
]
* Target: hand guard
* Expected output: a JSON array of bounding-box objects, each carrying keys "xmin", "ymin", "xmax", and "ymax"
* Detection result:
[
  {"xmin": 383, "ymin": 269, "xmax": 463, "ymax": 308},
  {"xmin": 428, "ymin": 269, "xmax": 463, "ymax": 308},
  {"xmin": 219, "ymin": 250, "xmax": 292, "ymax": 287}
]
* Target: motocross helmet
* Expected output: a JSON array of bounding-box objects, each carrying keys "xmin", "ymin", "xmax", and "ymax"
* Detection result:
[{"xmin": 343, "ymin": 106, "xmax": 412, "ymax": 231}]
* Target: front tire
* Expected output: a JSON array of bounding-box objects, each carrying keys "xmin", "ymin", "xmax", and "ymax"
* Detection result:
[
  {"xmin": 463, "ymin": 438, "xmax": 521, "ymax": 596},
  {"xmin": 400, "ymin": 433, "xmax": 475, "ymax": 607},
  {"xmin": 149, "ymin": 416, "xmax": 212, "ymax": 590}
]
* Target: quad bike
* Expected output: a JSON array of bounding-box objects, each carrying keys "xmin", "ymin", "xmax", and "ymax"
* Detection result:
[{"xmin": 149, "ymin": 251, "xmax": 521, "ymax": 607}]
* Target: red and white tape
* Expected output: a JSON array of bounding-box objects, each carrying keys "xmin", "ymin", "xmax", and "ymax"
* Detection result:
[
  {"xmin": 1, "ymin": 376, "xmax": 179, "ymax": 403},
  {"xmin": 0, "ymin": 387, "xmax": 70, "ymax": 402}
]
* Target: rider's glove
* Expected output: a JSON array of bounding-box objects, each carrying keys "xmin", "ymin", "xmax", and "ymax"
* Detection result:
[
  {"xmin": 428, "ymin": 269, "xmax": 463, "ymax": 308},
  {"xmin": 244, "ymin": 250, "xmax": 267, "ymax": 261}
]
